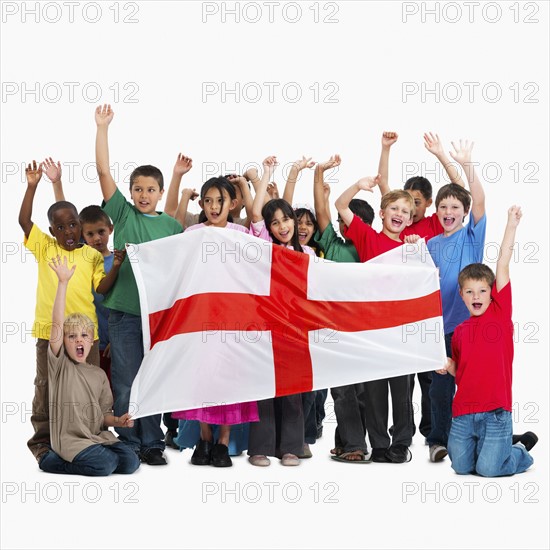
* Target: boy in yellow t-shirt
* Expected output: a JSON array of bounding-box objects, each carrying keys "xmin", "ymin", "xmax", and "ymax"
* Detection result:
[{"xmin": 19, "ymin": 160, "xmax": 121, "ymax": 462}]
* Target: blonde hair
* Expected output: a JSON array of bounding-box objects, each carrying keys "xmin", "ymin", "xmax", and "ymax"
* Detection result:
[
  {"xmin": 63, "ymin": 313, "xmax": 94, "ymax": 336},
  {"xmin": 381, "ymin": 190, "xmax": 415, "ymax": 219}
]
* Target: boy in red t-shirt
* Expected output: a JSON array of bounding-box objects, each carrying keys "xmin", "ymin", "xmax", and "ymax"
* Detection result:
[
  {"xmin": 440, "ymin": 206, "xmax": 537, "ymax": 476},
  {"xmin": 335, "ymin": 182, "xmax": 419, "ymax": 463}
]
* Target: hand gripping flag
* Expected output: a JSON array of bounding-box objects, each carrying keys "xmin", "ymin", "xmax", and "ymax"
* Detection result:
[{"xmin": 128, "ymin": 227, "xmax": 445, "ymax": 419}]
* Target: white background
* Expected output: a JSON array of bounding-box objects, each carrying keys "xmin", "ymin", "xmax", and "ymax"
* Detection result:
[{"xmin": 1, "ymin": 1, "xmax": 548, "ymax": 549}]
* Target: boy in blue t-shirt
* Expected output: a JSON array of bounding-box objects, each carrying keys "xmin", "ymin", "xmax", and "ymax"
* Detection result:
[{"xmin": 426, "ymin": 140, "xmax": 487, "ymax": 462}]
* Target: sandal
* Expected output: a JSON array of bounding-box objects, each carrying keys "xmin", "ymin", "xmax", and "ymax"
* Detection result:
[{"xmin": 330, "ymin": 450, "xmax": 371, "ymax": 463}]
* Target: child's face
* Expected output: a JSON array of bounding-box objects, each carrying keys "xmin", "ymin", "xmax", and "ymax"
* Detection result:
[
  {"xmin": 200, "ymin": 187, "xmax": 236, "ymax": 227},
  {"xmin": 459, "ymin": 278, "xmax": 492, "ymax": 317},
  {"xmin": 437, "ymin": 196, "xmax": 466, "ymax": 236},
  {"xmin": 64, "ymin": 324, "xmax": 93, "ymax": 363},
  {"xmin": 269, "ymin": 208, "xmax": 294, "ymax": 245},
  {"xmin": 49, "ymin": 208, "xmax": 82, "ymax": 251},
  {"xmin": 408, "ymin": 190, "xmax": 432, "ymax": 223},
  {"xmin": 380, "ymin": 198, "xmax": 413, "ymax": 236},
  {"xmin": 81, "ymin": 221, "xmax": 113, "ymax": 256},
  {"xmin": 297, "ymin": 213, "xmax": 315, "ymax": 247},
  {"xmin": 130, "ymin": 176, "xmax": 164, "ymax": 215}
]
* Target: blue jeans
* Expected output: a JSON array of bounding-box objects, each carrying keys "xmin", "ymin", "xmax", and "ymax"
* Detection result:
[
  {"xmin": 39, "ymin": 443, "xmax": 140, "ymax": 476},
  {"xmin": 448, "ymin": 410, "xmax": 534, "ymax": 477},
  {"xmin": 427, "ymin": 332, "xmax": 455, "ymax": 447},
  {"xmin": 109, "ymin": 310, "xmax": 165, "ymax": 453}
]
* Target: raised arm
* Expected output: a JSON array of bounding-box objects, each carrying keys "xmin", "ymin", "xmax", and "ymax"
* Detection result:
[
  {"xmin": 335, "ymin": 176, "xmax": 379, "ymax": 227},
  {"xmin": 496, "ymin": 206, "xmax": 522, "ymax": 292},
  {"xmin": 314, "ymin": 155, "xmax": 341, "ymax": 232},
  {"xmin": 48, "ymin": 255, "xmax": 76, "ymax": 356},
  {"xmin": 449, "ymin": 139, "xmax": 485, "ymax": 224},
  {"xmin": 164, "ymin": 153, "xmax": 193, "ymax": 217},
  {"xmin": 18, "ymin": 160, "xmax": 42, "ymax": 238},
  {"xmin": 252, "ymin": 156, "xmax": 277, "ymax": 222},
  {"xmin": 228, "ymin": 174, "xmax": 253, "ymax": 226},
  {"xmin": 424, "ymin": 132, "xmax": 465, "ymax": 187},
  {"xmin": 282, "ymin": 156, "xmax": 315, "ymax": 204},
  {"xmin": 378, "ymin": 132, "xmax": 398, "ymax": 196},
  {"xmin": 94, "ymin": 104, "xmax": 117, "ymax": 202},
  {"xmin": 42, "ymin": 157, "xmax": 66, "ymax": 202},
  {"xmin": 174, "ymin": 188, "xmax": 199, "ymax": 228}
]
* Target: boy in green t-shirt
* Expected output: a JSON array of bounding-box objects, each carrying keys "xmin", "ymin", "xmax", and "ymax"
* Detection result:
[{"xmin": 95, "ymin": 105, "xmax": 183, "ymax": 466}]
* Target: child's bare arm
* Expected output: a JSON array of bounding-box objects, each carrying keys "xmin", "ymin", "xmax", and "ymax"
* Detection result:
[
  {"xmin": 282, "ymin": 156, "xmax": 315, "ymax": 204},
  {"xmin": 335, "ymin": 176, "xmax": 379, "ymax": 226},
  {"xmin": 48, "ymin": 255, "xmax": 76, "ymax": 357},
  {"xmin": 42, "ymin": 157, "xmax": 66, "ymax": 201},
  {"xmin": 314, "ymin": 155, "xmax": 341, "ymax": 232},
  {"xmin": 96, "ymin": 249, "xmax": 126, "ymax": 295},
  {"xmin": 228, "ymin": 175, "xmax": 253, "ymax": 226},
  {"xmin": 104, "ymin": 412, "xmax": 134, "ymax": 428},
  {"xmin": 496, "ymin": 206, "xmax": 522, "ymax": 291},
  {"xmin": 18, "ymin": 160, "xmax": 42, "ymax": 238},
  {"xmin": 267, "ymin": 182, "xmax": 279, "ymax": 200},
  {"xmin": 424, "ymin": 132, "xmax": 465, "ymax": 187},
  {"xmin": 378, "ymin": 132, "xmax": 398, "ymax": 196},
  {"xmin": 449, "ymin": 139, "xmax": 485, "ymax": 223},
  {"xmin": 175, "ymin": 188, "xmax": 199, "ymax": 228},
  {"xmin": 164, "ymin": 153, "xmax": 193, "ymax": 217},
  {"xmin": 244, "ymin": 166, "xmax": 261, "ymax": 192},
  {"xmin": 252, "ymin": 156, "xmax": 277, "ymax": 222},
  {"xmin": 95, "ymin": 104, "xmax": 117, "ymax": 202}
]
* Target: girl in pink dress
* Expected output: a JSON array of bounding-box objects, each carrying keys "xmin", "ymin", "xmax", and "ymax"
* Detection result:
[{"xmin": 172, "ymin": 176, "xmax": 259, "ymax": 467}]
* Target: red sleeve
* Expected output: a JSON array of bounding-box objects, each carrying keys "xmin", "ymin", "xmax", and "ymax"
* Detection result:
[
  {"xmin": 491, "ymin": 280, "xmax": 512, "ymax": 319},
  {"xmin": 344, "ymin": 215, "xmax": 375, "ymax": 262}
]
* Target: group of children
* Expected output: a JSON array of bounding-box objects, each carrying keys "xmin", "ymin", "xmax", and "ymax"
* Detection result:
[{"xmin": 20, "ymin": 106, "xmax": 538, "ymax": 477}]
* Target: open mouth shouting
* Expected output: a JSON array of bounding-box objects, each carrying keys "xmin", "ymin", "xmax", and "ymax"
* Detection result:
[{"xmin": 76, "ymin": 345, "xmax": 85, "ymax": 359}]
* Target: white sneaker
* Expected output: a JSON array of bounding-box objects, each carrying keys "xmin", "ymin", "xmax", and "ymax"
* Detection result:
[{"xmin": 429, "ymin": 444, "xmax": 448, "ymax": 462}]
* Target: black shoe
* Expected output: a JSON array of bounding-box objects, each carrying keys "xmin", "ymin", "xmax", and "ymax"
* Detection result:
[
  {"xmin": 512, "ymin": 432, "xmax": 538, "ymax": 451},
  {"xmin": 165, "ymin": 430, "xmax": 180, "ymax": 450},
  {"xmin": 371, "ymin": 448, "xmax": 391, "ymax": 463},
  {"xmin": 139, "ymin": 448, "xmax": 167, "ymax": 466},
  {"xmin": 211, "ymin": 443, "xmax": 232, "ymax": 467},
  {"xmin": 191, "ymin": 439, "xmax": 213, "ymax": 465},
  {"xmin": 385, "ymin": 444, "xmax": 412, "ymax": 463}
]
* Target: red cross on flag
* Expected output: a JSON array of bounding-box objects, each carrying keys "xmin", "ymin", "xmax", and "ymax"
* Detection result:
[{"xmin": 129, "ymin": 227, "xmax": 445, "ymax": 419}]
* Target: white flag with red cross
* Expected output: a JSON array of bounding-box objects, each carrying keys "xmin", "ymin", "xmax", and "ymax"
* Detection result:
[{"xmin": 128, "ymin": 227, "xmax": 445, "ymax": 419}]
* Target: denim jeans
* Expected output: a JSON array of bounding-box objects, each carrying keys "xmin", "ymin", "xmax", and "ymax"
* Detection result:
[
  {"xmin": 427, "ymin": 332, "xmax": 455, "ymax": 447},
  {"xmin": 448, "ymin": 409, "xmax": 534, "ymax": 477},
  {"xmin": 109, "ymin": 310, "xmax": 165, "ymax": 453},
  {"xmin": 39, "ymin": 442, "xmax": 140, "ymax": 476}
]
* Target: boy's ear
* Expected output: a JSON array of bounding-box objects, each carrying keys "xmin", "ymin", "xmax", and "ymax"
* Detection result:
[
  {"xmin": 48, "ymin": 226, "xmax": 55, "ymax": 237},
  {"xmin": 379, "ymin": 209, "xmax": 385, "ymax": 220},
  {"xmin": 108, "ymin": 225, "xmax": 114, "ymax": 235},
  {"xmin": 426, "ymin": 198, "xmax": 433, "ymax": 208},
  {"xmin": 405, "ymin": 216, "xmax": 413, "ymax": 227}
]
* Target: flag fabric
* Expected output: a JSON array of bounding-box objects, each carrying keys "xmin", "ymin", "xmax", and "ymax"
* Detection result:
[{"xmin": 128, "ymin": 227, "xmax": 445, "ymax": 419}]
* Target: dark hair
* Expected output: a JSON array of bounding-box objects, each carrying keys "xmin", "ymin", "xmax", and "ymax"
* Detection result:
[
  {"xmin": 349, "ymin": 199, "xmax": 374, "ymax": 226},
  {"xmin": 47, "ymin": 201, "xmax": 79, "ymax": 225},
  {"xmin": 435, "ymin": 183, "xmax": 472, "ymax": 212},
  {"xmin": 79, "ymin": 205, "xmax": 112, "ymax": 227},
  {"xmin": 262, "ymin": 199, "xmax": 303, "ymax": 253},
  {"xmin": 129, "ymin": 165, "xmax": 164, "ymax": 191},
  {"xmin": 294, "ymin": 208, "xmax": 319, "ymax": 247},
  {"xmin": 404, "ymin": 176, "xmax": 433, "ymax": 200},
  {"xmin": 458, "ymin": 263, "xmax": 495, "ymax": 288}
]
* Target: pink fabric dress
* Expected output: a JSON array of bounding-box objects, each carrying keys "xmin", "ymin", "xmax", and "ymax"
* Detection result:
[{"xmin": 173, "ymin": 222, "xmax": 259, "ymax": 425}]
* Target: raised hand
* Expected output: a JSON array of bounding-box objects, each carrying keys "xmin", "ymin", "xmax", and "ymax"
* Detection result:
[
  {"xmin": 507, "ymin": 205, "xmax": 522, "ymax": 228},
  {"xmin": 262, "ymin": 155, "xmax": 278, "ymax": 178},
  {"xmin": 356, "ymin": 174, "xmax": 380, "ymax": 193},
  {"xmin": 292, "ymin": 156, "xmax": 315, "ymax": 171},
  {"xmin": 318, "ymin": 154, "xmax": 341, "ymax": 172},
  {"xmin": 181, "ymin": 188, "xmax": 199, "ymax": 201},
  {"xmin": 48, "ymin": 255, "xmax": 76, "ymax": 283},
  {"xmin": 267, "ymin": 181, "xmax": 279, "ymax": 199},
  {"xmin": 95, "ymin": 104, "xmax": 114, "ymax": 126},
  {"xmin": 25, "ymin": 160, "xmax": 43, "ymax": 187},
  {"xmin": 449, "ymin": 139, "xmax": 474, "ymax": 165},
  {"xmin": 382, "ymin": 131, "xmax": 398, "ymax": 148},
  {"xmin": 42, "ymin": 157, "xmax": 62, "ymax": 183},
  {"xmin": 173, "ymin": 153, "xmax": 193, "ymax": 176},
  {"xmin": 243, "ymin": 167, "xmax": 259, "ymax": 182},
  {"xmin": 423, "ymin": 132, "xmax": 445, "ymax": 157}
]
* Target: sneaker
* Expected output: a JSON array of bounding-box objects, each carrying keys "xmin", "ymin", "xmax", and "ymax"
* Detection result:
[
  {"xmin": 211, "ymin": 443, "xmax": 232, "ymax": 467},
  {"xmin": 512, "ymin": 432, "xmax": 538, "ymax": 452},
  {"xmin": 371, "ymin": 448, "xmax": 391, "ymax": 463},
  {"xmin": 165, "ymin": 430, "xmax": 180, "ymax": 450},
  {"xmin": 191, "ymin": 439, "xmax": 213, "ymax": 465},
  {"xmin": 139, "ymin": 448, "xmax": 167, "ymax": 466},
  {"xmin": 249, "ymin": 454, "xmax": 271, "ymax": 467},
  {"xmin": 385, "ymin": 444, "xmax": 412, "ymax": 463},
  {"xmin": 298, "ymin": 443, "xmax": 313, "ymax": 459},
  {"xmin": 281, "ymin": 453, "xmax": 300, "ymax": 466},
  {"xmin": 429, "ymin": 444, "xmax": 448, "ymax": 462}
]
